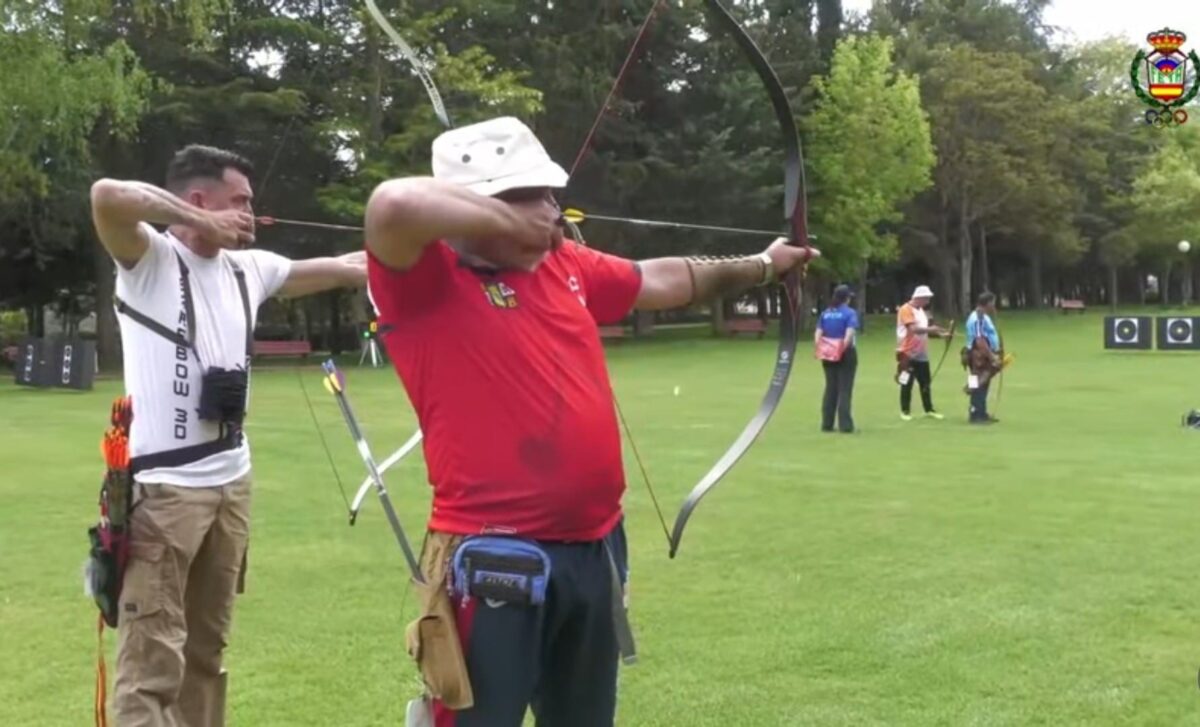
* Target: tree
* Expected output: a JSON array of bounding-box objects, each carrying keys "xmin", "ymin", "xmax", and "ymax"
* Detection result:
[
  {"xmin": 0, "ymin": 3, "xmax": 152, "ymax": 335},
  {"xmin": 1129, "ymin": 126, "xmax": 1200, "ymax": 305},
  {"xmin": 804, "ymin": 34, "xmax": 934, "ymax": 313}
]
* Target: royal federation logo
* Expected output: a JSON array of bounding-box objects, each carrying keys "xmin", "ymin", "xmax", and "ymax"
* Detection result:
[
  {"xmin": 1130, "ymin": 28, "xmax": 1200, "ymax": 128},
  {"xmin": 482, "ymin": 281, "xmax": 518, "ymax": 309}
]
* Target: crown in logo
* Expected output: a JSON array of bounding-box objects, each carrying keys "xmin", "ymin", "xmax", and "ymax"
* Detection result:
[{"xmin": 1148, "ymin": 28, "xmax": 1186, "ymax": 53}]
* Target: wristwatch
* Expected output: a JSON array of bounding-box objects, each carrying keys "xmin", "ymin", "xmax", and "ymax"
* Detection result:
[{"xmin": 756, "ymin": 251, "xmax": 775, "ymax": 285}]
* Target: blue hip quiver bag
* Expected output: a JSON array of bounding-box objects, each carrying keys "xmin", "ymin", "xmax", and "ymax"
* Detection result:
[{"xmin": 451, "ymin": 536, "xmax": 551, "ymax": 607}]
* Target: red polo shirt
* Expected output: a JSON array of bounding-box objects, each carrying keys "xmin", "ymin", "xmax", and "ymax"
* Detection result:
[{"xmin": 366, "ymin": 239, "xmax": 641, "ymax": 541}]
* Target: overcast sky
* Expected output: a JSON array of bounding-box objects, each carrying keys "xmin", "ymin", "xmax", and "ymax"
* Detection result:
[{"xmin": 841, "ymin": 0, "xmax": 1200, "ymax": 48}]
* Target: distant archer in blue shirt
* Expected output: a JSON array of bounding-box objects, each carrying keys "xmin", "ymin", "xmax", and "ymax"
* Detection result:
[
  {"xmin": 963, "ymin": 291, "xmax": 1002, "ymax": 424},
  {"xmin": 814, "ymin": 284, "xmax": 861, "ymax": 433}
]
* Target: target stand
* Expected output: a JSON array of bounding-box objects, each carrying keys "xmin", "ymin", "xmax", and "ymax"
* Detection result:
[{"xmin": 359, "ymin": 321, "xmax": 385, "ymax": 367}]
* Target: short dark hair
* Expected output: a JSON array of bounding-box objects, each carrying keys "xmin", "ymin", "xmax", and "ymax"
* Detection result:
[
  {"xmin": 165, "ymin": 144, "xmax": 255, "ymax": 194},
  {"xmin": 978, "ymin": 291, "xmax": 996, "ymax": 307},
  {"xmin": 832, "ymin": 284, "xmax": 853, "ymax": 305}
]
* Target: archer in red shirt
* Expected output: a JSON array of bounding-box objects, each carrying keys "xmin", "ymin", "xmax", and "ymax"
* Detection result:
[
  {"xmin": 363, "ymin": 116, "xmax": 816, "ymax": 727},
  {"xmin": 367, "ymin": 236, "xmax": 642, "ymax": 542}
]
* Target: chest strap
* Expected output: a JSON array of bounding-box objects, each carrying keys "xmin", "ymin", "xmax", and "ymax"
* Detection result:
[
  {"xmin": 113, "ymin": 251, "xmax": 252, "ymax": 366},
  {"xmin": 114, "ymin": 250, "xmax": 255, "ymax": 474}
]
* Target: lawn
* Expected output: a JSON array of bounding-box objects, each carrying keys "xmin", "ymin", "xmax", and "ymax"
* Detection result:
[{"xmin": 2, "ymin": 309, "xmax": 1199, "ymax": 726}]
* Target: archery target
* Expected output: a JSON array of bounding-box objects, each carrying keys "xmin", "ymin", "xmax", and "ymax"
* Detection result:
[
  {"xmin": 1155, "ymin": 316, "xmax": 1200, "ymax": 350},
  {"xmin": 1104, "ymin": 316, "xmax": 1152, "ymax": 350},
  {"xmin": 1168, "ymin": 318, "xmax": 1191, "ymax": 343},
  {"xmin": 1115, "ymin": 318, "xmax": 1138, "ymax": 342}
]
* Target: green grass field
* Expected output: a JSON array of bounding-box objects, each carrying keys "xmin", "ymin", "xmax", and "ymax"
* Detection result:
[{"xmin": 3, "ymin": 310, "xmax": 1200, "ymax": 726}]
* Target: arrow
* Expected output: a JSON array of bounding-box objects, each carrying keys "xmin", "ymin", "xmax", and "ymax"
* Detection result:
[
  {"xmin": 561, "ymin": 207, "xmax": 817, "ymax": 239},
  {"xmin": 320, "ymin": 360, "xmax": 425, "ymax": 584},
  {"xmin": 256, "ymin": 216, "xmax": 363, "ymax": 233}
]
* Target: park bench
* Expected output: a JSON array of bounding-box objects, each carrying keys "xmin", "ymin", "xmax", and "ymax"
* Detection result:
[
  {"xmin": 253, "ymin": 339, "xmax": 312, "ymax": 358},
  {"xmin": 1059, "ymin": 299, "xmax": 1085, "ymax": 314},
  {"xmin": 723, "ymin": 318, "xmax": 767, "ymax": 338}
]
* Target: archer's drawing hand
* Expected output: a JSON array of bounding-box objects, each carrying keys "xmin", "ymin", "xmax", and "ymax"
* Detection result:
[
  {"xmin": 508, "ymin": 199, "xmax": 563, "ymax": 254},
  {"xmin": 199, "ymin": 209, "xmax": 256, "ymax": 249}
]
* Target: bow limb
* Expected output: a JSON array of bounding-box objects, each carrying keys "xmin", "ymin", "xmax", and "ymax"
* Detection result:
[
  {"xmin": 349, "ymin": 428, "xmax": 424, "ymax": 523},
  {"xmin": 666, "ymin": 0, "xmax": 809, "ymax": 558},
  {"xmin": 931, "ymin": 319, "xmax": 956, "ymax": 382},
  {"xmin": 364, "ymin": 0, "xmax": 453, "ymax": 129},
  {"xmin": 321, "ymin": 360, "xmax": 426, "ymax": 584},
  {"xmin": 994, "ymin": 318, "xmax": 1005, "ymax": 410}
]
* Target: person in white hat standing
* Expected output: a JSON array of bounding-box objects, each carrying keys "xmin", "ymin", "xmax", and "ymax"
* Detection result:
[
  {"xmin": 360, "ymin": 116, "xmax": 818, "ymax": 726},
  {"xmin": 895, "ymin": 284, "xmax": 949, "ymax": 420}
]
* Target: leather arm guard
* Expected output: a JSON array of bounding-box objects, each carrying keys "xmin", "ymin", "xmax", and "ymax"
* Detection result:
[{"xmin": 684, "ymin": 252, "xmax": 774, "ymax": 306}]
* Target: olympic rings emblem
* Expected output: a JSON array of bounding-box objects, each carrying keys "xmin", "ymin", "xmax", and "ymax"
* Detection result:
[{"xmin": 1145, "ymin": 108, "xmax": 1189, "ymax": 127}]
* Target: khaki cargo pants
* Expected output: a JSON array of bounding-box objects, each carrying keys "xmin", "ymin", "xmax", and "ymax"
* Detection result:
[{"xmin": 113, "ymin": 474, "xmax": 251, "ymax": 727}]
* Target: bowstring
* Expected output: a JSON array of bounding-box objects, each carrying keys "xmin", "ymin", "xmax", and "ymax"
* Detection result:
[
  {"xmin": 563, "ymin": 0, "xmax": 671, "ymax": 546},
  {"xmin": 566, "ymin": 0, "xmax": 667, "ymax": 178},
  {"xmin": 296, "ymin": 365, "xmax": 353, "ymax": 514},
  {"xmin": 253, "ymin": 16, "xmax": 357, "ymax": 518}
]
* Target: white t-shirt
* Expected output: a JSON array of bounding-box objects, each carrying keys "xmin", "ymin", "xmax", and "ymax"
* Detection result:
[{"xmin": 114, "ymin": 225, "xmax": 292, "ymax": 486}]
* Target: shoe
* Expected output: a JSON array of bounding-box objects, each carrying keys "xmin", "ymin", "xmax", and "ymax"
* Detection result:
[
  {"xmin": 925, "ymin": 411, "xmax": 944, "ymax": 420},
  {"xmin": 900, "ymin": 412, "xmax": 912, "ymax": 421}
]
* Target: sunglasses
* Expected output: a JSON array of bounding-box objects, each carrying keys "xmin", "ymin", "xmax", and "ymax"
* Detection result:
[{"xmin": 494, "ymin": 187, "xmax": 552, "ymax": 204}]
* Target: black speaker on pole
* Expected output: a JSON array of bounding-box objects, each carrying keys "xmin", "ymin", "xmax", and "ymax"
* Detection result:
[
  {"xmin": 1104, "ymin": 316, "xmax": 1152, "ymax": 350},
  {"xmin": 13, "ymin": 337, "xmax": 55, "ymax": 387},
  {"xmin": 52, "ymin": 337, "xmax": 97, "ymax": 390}
]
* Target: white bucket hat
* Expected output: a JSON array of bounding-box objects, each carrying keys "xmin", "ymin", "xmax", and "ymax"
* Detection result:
[
  {"xmin": 431, "ymin": 116, "xmax": 568, "ymax": 197},
  {"xmin": 912, "ymin": 285, "xmax": 934, "ymax": 298}
]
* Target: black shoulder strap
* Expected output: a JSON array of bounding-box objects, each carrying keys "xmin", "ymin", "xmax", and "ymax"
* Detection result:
[
  {"xmin": 113, "ymin": 251, "xmax": 253, "ymax": 362},
  {"xmin": 226, "ymin": 256, "xmax": 253, "ymax": 364},
  {"xmin": 113, "ymin": 251, "xmax": 195, "ymax": 352}
]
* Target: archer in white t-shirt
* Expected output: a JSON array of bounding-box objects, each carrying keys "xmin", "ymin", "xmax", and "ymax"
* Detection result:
[{"xmin": 90, "ymin": 143, "xmax": 365, "ymax": 725}]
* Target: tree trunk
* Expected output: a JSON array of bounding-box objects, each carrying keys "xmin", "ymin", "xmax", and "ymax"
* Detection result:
[
  {"xmin": 1108, "ymin": 266, "xmax": 1119, "ymax": 311},
  {"xmin": 1029, "ymin": 247, "xmax": 1043, "ymax": 309},
  {"xmin": 711, "ymin": 297, "xmax": 726, "ymax": 335},
  {"xmin": 798, "ymin": 280, "xmax": 814, "ymax": 334},
  {"xmin": 92, "ymin": 248, "xmax": 119, "ymax": 368},
  {"xmin": 302, "ymin": 298, "xmax": 314, "ymax": 343},
  {"xmin": 978, "ymin": 222, "xmax": 991, "ymax": 293},
  {"xmin": 328, "ymin": 292, "xmax": 343, "ymax": 355},
  {"xmin": 1162, "ymin": 261, "xmax": 1173, "ymax": 306},
  {"xmin": 857, "ymin": 259, "xmax": 869, "ymax": 330},
  {"xmin": 936, "ymin": 206, "xmax": 955, "ymax": 316},
  {"xmin": 957, "ymin": 193, "xmax": 973, "ymax": 316},
  {"xmin": 1183, "ymin": 257, "xmax": 1193, "ymax": 306},
  {"xmin": 633, "ymin": 309, "xmax": 655, "ymax": 336},
  {"xmin": 366, "ymin": 16, "xmax": 384, "ymax": 145}
]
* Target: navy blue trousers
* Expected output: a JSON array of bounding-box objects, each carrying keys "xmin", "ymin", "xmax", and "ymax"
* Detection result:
[
  {"xmin": 969, "ymin": 379, "xmax": 991, "ymax": 421},
  {"xmin": 435, "ymin": 521, "xmax": 629, "ymax": 727}
]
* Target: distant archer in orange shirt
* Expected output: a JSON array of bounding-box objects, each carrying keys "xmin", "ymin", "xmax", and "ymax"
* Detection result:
[{"xmin": 895, "ymin": 285, "xmax": 950, "ymax": 421}]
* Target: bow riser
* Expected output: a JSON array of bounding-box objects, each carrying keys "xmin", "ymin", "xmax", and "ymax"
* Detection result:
[{"xmin": 666, "ymin": 0, "xmax": 807, "ymax": 558}]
